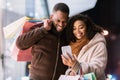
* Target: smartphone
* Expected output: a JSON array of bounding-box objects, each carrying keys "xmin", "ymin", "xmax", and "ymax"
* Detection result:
[{"xmin": 61, "ymin": 45, "xmax": 72, "ymax": 58}]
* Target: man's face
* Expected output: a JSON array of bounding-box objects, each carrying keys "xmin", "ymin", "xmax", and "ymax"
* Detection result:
[{"xmin": 50, "ymin": 10, "xmax": 69, "ymax": 32}]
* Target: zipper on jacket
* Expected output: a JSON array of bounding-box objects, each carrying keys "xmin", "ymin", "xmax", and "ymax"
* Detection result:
[{"xmin": 52, "ymin": 38, "xmax": 60, "ymax": 80}]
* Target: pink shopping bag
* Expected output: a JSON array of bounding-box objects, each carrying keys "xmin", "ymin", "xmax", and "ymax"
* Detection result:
[{"xmin": 12, "ymin": 21, "xmax": 36, "ymax": 62}]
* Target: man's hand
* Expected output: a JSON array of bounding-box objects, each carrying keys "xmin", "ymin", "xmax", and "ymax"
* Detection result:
[{"xmin": 43, "ymin": 19, "xmax": 52, "ymax": 31}]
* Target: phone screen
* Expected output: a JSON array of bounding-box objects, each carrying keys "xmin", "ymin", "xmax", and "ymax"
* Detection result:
[{"xmin": 61, "ymin": 45, "xmax": 72, "ymax": 58}]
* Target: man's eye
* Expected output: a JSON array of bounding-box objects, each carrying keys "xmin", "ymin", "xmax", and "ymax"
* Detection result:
[{"xmin": 57, "ymin": 20, "xmax": 60, "ymax": 22}]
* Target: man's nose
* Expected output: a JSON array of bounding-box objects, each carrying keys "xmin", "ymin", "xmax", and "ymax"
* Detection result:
[{"xmin": 59, "ymin": 22, "xmax": 64, "ymax": 27}]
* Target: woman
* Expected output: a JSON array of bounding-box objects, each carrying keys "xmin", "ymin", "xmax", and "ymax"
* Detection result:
[{"xmin": 61, "ymin": 14, "xmax": 107, "ymax": 80}]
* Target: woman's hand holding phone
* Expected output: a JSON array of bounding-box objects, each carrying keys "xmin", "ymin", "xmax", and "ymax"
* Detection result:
[{"xmin": 61, "ymin": 46, "xmax": 77, "ymax": 67}]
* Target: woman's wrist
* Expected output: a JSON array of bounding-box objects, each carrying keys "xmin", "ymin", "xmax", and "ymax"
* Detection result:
[{"xmin": 71, "ymin": 60, "xmax": 81, "ymax": 74}]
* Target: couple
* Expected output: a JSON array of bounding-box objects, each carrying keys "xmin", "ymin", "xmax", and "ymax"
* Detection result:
[{"xmin": 16, "ymin": 3, "xmax": 107, "ymax": 80}]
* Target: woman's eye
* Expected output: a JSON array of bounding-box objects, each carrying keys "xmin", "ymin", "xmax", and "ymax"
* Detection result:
[
  {"xmin": 73, "ymin": 27, "xmax": 76, "ymax": 30},
  {"xmin": 79, "ymin": 27, "xmax": 83, "ymax": 29},
  {"xmin": 79, "ymin": 26, "xmax": 84, "ymax": 29}
]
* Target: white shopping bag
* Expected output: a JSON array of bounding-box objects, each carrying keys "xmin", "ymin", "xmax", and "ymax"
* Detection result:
[
  {"xmin": 58, "ymin": 72, "xmax": 97, "ymax": 80},
  {"xmin": 3, "ymin": 16, "xmax": 26, "ymax": 39},
  {"xmin": 58, "ymin": 75, "xmax": 84, "ymax": 80}
]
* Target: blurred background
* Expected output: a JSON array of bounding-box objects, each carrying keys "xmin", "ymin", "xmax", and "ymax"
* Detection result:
[{"xmin": 0, "ymin": 0, "xmax": 120, "ymax": 80}]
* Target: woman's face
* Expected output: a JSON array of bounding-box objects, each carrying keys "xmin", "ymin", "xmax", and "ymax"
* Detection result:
[{"xmin": 73, "ymin": 20, "xmax": 87, "ymax": 40}]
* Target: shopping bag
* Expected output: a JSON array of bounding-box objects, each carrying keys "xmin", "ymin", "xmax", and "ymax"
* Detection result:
[
  {"xmin": 58, "ymin": 72, "xmax": 96, "ymax": 80},
  {"xmin": 59, "ymin": 67, "xmax": 96, "ymax": 80},
  {"xmin": 11, "ymin": 21, "xmax": 37, "ymax": 62},
  {"xmin": 84, "ymin": 72, "xmax": 96, "ymax": 80},
  {"xmin": 4, "ymin": 16, "xmax": 26, "ymax": 39},
  {"xmin": 58, "ymin": 75, "xmax": 84, "ymax": 80}
]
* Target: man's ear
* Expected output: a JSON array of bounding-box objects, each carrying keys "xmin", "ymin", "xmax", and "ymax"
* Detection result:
[
  {"xmin": 50, "ymin": 15, "xmax": 53, "ymax": 20},
  {"xmin": 68, "ymin": 16, "xmax": 70, "ymax": 19},
  {"xmin": 68, "ymin": 16, "xmax": 69, "ymax": 20}
]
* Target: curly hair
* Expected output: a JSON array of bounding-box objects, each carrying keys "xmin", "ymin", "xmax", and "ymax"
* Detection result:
[{"xmin": 66, "ymin": 14, "xmax": 103, "ymax": 43}]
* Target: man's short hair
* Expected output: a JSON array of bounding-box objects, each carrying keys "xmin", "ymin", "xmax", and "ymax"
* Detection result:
[{"xmin": 53, "ymin": 3, "xmax": 69, "ymax": 15}]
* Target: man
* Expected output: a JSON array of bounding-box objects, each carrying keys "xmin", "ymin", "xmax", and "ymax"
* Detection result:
[{"xmin": 16, "ymin": 3, "xmax": 70, "ymax": 80}]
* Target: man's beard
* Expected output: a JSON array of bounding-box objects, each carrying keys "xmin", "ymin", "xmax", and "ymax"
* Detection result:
[{"xmin": 51, "ymin": 23, "xmax": 63, "ymax": 37}]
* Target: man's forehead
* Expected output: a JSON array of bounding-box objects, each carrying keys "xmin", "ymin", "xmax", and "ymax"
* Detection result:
[{"xmin": 53, "ymin": 13, "xmax": 68, "ymax": 20}]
